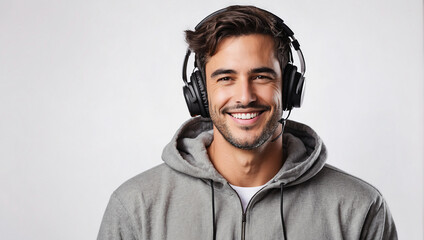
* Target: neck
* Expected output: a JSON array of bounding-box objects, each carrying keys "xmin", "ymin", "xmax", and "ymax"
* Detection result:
[{"xmin": 207, "ymin": 124, "xmax": 283, "ymax": 187}]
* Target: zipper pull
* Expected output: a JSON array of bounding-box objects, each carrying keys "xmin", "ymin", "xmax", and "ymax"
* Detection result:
[{"xmin": 242, "ymin": 213, "xmax": 246, "ymax": 223}]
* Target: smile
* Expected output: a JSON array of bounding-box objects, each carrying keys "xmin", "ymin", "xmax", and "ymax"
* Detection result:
[{"xmin": 230, "ymin": 112, "xmax": 261, "ymax": 120}]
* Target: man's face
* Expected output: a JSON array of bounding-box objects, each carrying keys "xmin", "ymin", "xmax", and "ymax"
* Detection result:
[{"xmin": 205, "ymin": 34, "xmax": 283, "ymax": 150}]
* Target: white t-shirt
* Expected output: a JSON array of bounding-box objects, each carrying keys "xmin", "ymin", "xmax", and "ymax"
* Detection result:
[{"xmin": 229, "ymin": 184, "xmax": 266, "ymax": 212}]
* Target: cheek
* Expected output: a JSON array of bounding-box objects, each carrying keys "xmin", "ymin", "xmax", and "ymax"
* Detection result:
[
  {"xmin": 260, "ymin": 85, "xmax": 282, "ymax": 106},
  {"xmin": 208, "ymin": 86, "xmax": 233, "ymax": 109},
  {"xmin": 273, "ymin": 89, "xmax": 282, "ymax": 106}
]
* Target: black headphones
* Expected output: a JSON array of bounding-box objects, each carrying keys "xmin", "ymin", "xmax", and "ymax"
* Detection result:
[{"xmin": 182, "ymin": 6, "xmax": 306, "ymax": 118}]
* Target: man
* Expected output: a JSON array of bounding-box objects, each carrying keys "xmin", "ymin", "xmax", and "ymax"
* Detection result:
[{"xmin": 97, "ymin": 5, "xmax": 397, "ymax": 240}]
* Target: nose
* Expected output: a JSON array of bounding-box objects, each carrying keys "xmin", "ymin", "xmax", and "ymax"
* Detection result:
[{"xmin": 235, "ymin": 78, "xmax": 256, "ymax": 105}]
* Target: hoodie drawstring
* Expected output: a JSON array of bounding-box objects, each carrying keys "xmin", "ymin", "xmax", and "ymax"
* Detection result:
[
  {"xmin": 280, "ymin": 183, "xmax": 287, "ymax": 239},
  {"xmin": 210, "ymin": 179, "xmax": 216, "ymax": 240}
]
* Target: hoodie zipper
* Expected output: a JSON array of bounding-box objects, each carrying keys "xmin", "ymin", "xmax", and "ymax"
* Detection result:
[
  {"xmin": 228, "ymin": 183, "xmax": 268, "ymax": 240},
  {"xmin": 241, "ymin": 213, "xmax": 246, "ymax": 240}
]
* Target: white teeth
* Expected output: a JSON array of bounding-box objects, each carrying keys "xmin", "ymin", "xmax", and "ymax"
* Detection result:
[{"xmin": 231, "ymin": 112, "xmax": 259, "ymax": 120}]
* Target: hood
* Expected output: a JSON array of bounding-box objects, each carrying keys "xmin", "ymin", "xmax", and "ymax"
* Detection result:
[{"xmin": 161, "ymin": 117, "xmax": 327, "ymax": 187}]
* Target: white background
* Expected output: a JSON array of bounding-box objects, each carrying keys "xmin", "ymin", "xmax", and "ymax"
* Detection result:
[{"xmin": 1, "ymin": 0, "xmax": 423, "ymax": 239}]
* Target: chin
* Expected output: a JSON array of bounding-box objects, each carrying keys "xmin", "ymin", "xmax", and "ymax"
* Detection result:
[
  {"xmin": 210, "ymin": 106, "xmax": 282, "ymax": 150},
  {"xmin": 224, "ymin": 129, "xmax": 275, "ymax": 150}
]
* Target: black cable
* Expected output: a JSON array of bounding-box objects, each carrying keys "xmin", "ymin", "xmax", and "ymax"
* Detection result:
[
  {"xmin": 210, "ymin": 179, "xmax": 216, "ymax": 240},
  {"xmin": 271, "ymin": 110, "xmax": 290, "ymax": 142},
  {"xmin": 280, "ymin": 183, "xmax": 287, "ymax": 239}
]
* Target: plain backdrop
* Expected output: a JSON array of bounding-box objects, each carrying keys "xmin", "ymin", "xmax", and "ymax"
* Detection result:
[{"xmin": 0, "ymin": 0, "xmax": 423, "ymax": 239}]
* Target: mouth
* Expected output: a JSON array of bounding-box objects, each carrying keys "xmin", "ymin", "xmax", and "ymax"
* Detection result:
[
  {"xmin": 222, "ymin": 104, "xmax": 270, "ymax": 126},
  {"xmin": 229, "ymin": 112, "xmax": 262, "ymax": 120},
  {"xmin": 226, "ymin": 110, "xmax": 265, "ymax": 126}
]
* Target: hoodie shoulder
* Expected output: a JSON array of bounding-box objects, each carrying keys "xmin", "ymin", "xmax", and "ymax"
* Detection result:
[
  {"xmin": 318, "ymin": 164, "xmax": 398, "ymax": 239},
  {"xmin": 113, "ymin": 163, "xmax": 210, "ymax": 208},
  {"xmin": 98, "ymin": 164, "xmax": 194, "ymax": 240},
  {"xmin": 315, "ymin": 164, "xmax": 386, "ymax": 204},
  {"xmin": 114, "ymin": 164, "xmax": 182, "ymax": 200}
]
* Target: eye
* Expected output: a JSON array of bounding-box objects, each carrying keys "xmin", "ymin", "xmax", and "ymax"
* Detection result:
[
  {"xmin": 217, "ymin": 76, "xmax": 231, "ymax": 82},
  {"xmin": 253, "ymin": 75, "xmax": 272, "ymax": 80}
]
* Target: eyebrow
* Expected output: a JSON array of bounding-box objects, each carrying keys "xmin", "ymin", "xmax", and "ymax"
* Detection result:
[
  {"xmin": 249, "ymin": 67, "xmax": 277, "ymax": 77},
  {"xmin": 210, "ymin": 67, "xmax": 278, "ymax": 78},
  {"xmin": 210, "ymin": 69, "xmax": 237, "ymax": 78}
]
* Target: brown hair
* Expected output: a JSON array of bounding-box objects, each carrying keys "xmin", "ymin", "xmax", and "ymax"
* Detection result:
[{"xmin": 185, "ymin": 5, "xmax": 291, "ymax": 74}]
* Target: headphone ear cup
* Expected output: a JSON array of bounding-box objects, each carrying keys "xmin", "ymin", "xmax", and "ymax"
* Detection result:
[
  {"xmin": 282, "ymin": 64, "xmax": 297, "ymax": 111},
  {"xmin": 191, "ymin": 70, "xmax": 209, "ymax": 118},
  {"xmin": 291, "ymin": 73, "xmax": 305, "ymax": 108},
  {"xmin": 183, "ymin": 81, "xmax": 202, "ymax": 117}
]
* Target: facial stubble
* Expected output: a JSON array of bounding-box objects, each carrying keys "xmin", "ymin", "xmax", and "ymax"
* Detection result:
[{"xmin": 209, "ymin": 103, "xmax": 282, "ymax": 150}]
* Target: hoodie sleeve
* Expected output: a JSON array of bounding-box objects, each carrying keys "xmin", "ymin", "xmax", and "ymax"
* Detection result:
[
  {"xmin": 360, "ymin": 198, "xmax": 398, "ymax": 240},
  {"xmin": 97, "ymin": 192, "xmax": 137, "ymax": 240}
]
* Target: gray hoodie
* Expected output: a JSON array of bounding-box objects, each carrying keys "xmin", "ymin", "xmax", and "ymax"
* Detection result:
[{"xmin": 97, "ymin": 117, "xmax": 397, "ymax": 240}]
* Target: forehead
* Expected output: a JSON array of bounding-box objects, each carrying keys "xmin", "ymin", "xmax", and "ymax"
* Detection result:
[{"xmin": 205, "ymin": 34, "xmax": 279, "ymax": 75}]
